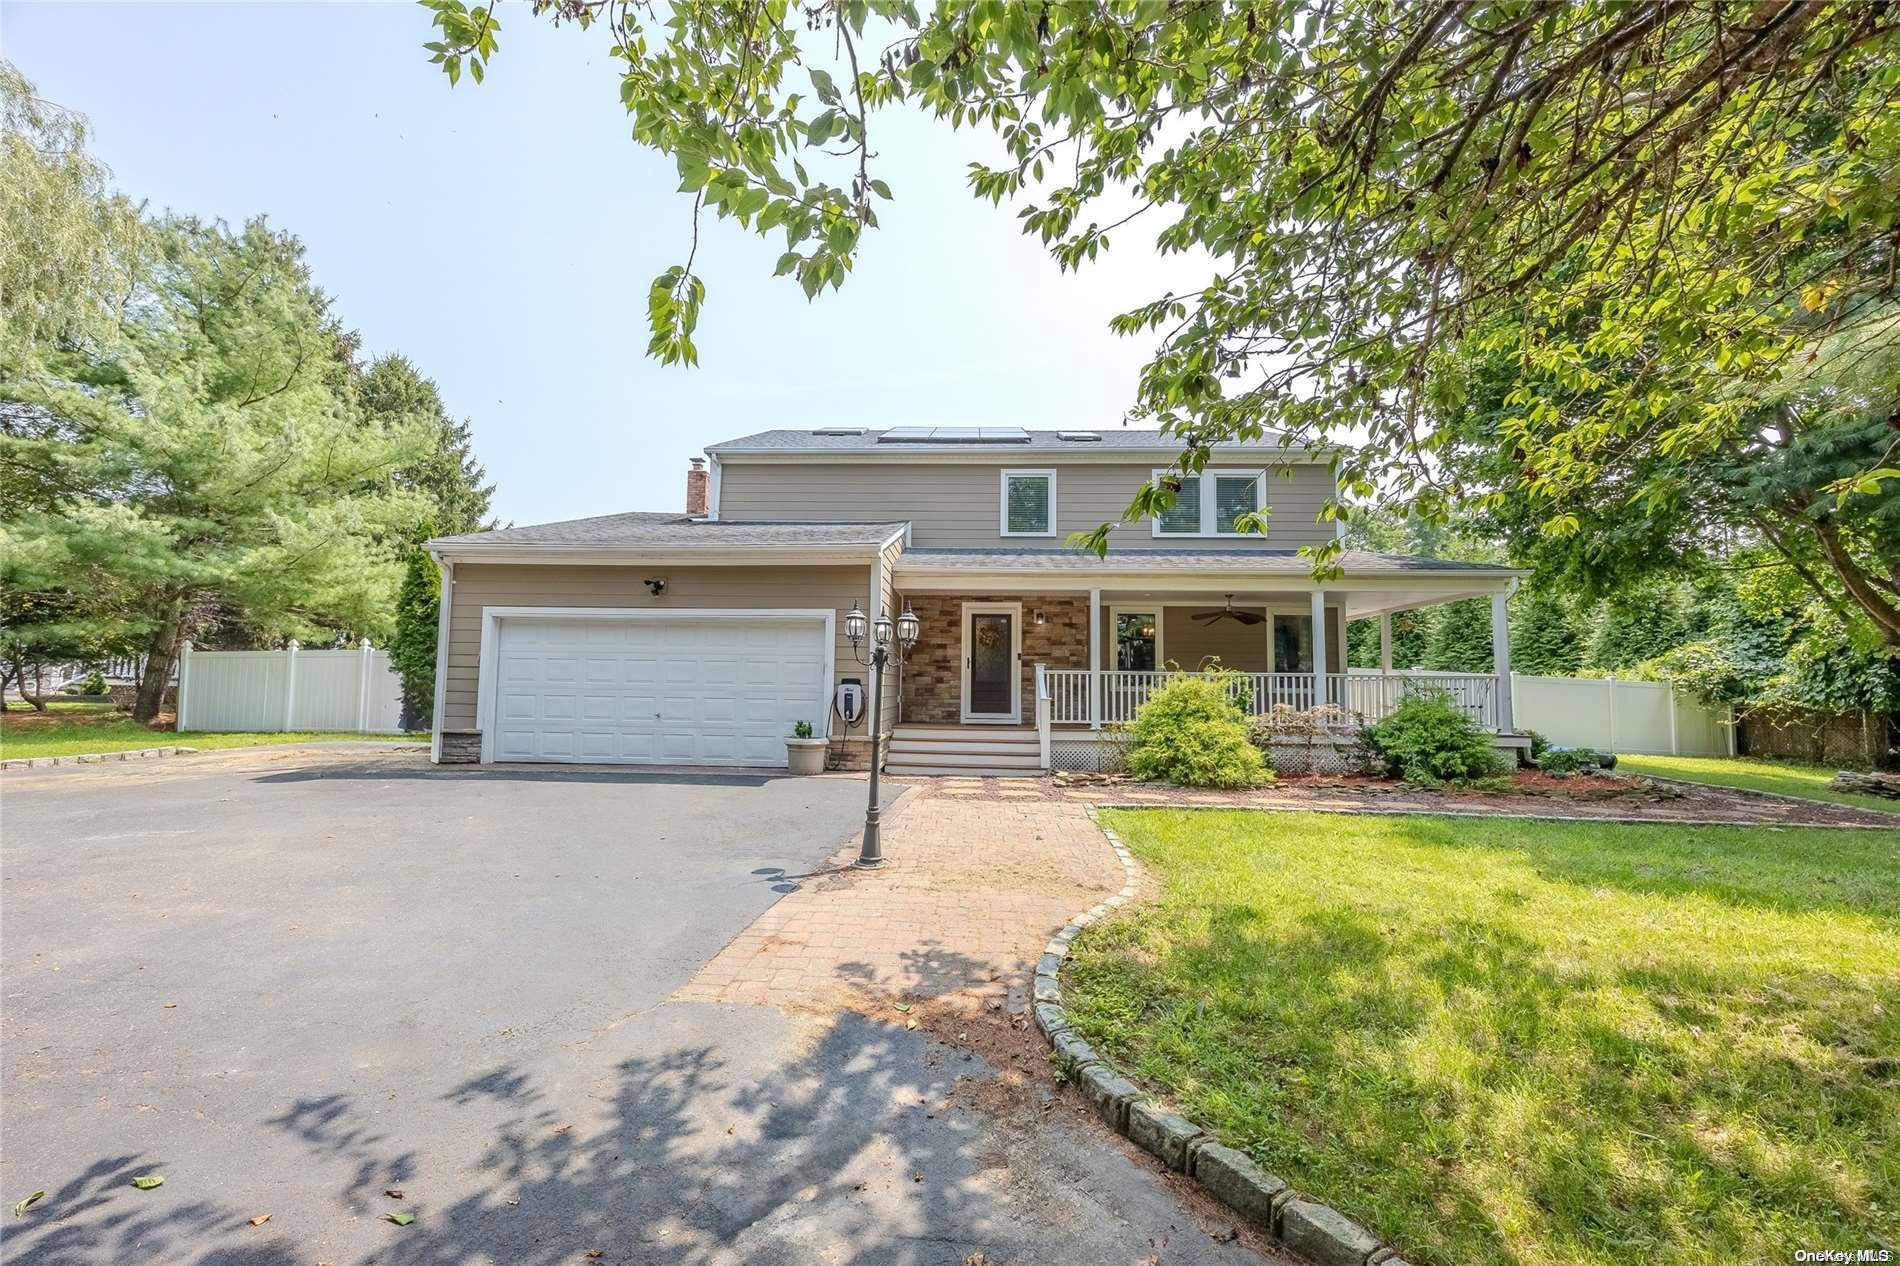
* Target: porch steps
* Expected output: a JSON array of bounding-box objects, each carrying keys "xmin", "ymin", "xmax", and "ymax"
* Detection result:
[{"xmin": 885, "ymin": 725, "xmax": 1042, "ymax": 778}]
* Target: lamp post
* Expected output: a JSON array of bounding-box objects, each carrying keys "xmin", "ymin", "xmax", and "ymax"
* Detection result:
[{"xmin": 845, "ymin": 600, "xmax": 920, "ymax": 868}]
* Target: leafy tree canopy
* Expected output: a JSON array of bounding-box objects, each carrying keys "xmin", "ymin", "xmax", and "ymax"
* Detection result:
[
  {"xmin": 0, "ymin": 60, "xmax": 144, "ymax": 362},
  {"xmin": 421, "ymin": 0, "xmax": 1899, "ymax": 573}
]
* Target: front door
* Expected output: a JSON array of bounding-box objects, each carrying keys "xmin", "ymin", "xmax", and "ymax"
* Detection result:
[{"xmin": 961, "ymin": 603, "xmax": 1020, "ymax": 722}]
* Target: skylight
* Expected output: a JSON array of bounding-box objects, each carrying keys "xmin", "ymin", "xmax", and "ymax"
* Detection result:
[
  {"xmin": 1057, "ymin": 431, "xmax": 1101, "ymax": 442},
  {"xmin": 812, "ymin": 427, "xmax": 867, "ymax": 436},
  {"xmin": 876, "ymin": 426, "xmax": 1030, "ymax": 444}
]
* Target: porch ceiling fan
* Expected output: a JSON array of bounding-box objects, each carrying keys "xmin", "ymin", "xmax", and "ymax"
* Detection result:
[{"xmin": 1190, "ymin": 595, "xmax": 1264, "ymax": 626}]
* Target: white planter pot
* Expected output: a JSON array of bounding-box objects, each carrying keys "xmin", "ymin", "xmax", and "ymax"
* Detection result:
[{"xmin": 785, "ymin": 737, "xmax": 827, "ymax": 775}]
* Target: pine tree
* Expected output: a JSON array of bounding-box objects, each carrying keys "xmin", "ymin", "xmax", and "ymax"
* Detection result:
[
  {"xmin": 357, "ymin": 354, "xmax": 493, "ymax": 539},
  {"xmin": 0, "ymin": 216, "xmax": 431, "ymax": 719}
]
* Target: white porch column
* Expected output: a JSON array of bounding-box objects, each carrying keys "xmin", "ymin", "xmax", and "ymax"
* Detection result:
[
  {"xmin": 1309, "ymin": 589, "xmax": 1327, "ymax": 708},
  {"xmin": 1088, "ymin": 587, "xmax": 1101, "ymax": 730},
  {"xmin": 1491, "ymin": 590, "xmax": 1514, "ymax": 732},
  {"xmin": 1379, "ymin": 612, "xmax": 1393, "ymax": 672}
]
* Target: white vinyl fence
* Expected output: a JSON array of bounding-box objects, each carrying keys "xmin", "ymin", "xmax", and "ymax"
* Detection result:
[
  {"xmin": 177, "ymin": 640, "xmax": 405, "ymax": 734},
  {"xmin": 1511, "ymin": 673, "xmax": 1733, "ymax": 757}
]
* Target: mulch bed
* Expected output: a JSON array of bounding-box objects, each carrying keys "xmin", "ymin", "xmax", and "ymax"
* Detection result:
[{"xmin": 968, "ymin": 768, "xmax": 1900, "ymax": 828}]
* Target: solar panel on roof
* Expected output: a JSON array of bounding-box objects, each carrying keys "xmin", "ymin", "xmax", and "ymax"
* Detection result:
[{"xmin": 876, "ymin": 425, "xmax": 1030, "ymax": 444}]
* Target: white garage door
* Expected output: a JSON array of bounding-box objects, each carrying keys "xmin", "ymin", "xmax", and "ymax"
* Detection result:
[{"xmin": 489, "ymin": 615, "xmax": 829, "ymax": 766}]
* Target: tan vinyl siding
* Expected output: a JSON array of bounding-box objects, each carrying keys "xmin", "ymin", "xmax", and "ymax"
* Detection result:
[
  {"xmin": 441, "ymin": 563, "xmax": 869, "ymax": 733},
  {"xmin": 1160, "ymin": 606, "xmax": 1272, "ymax": 672},
  {"xmin": 718, "ymin": 460, "xmax": 1338, "ymax": 550}
]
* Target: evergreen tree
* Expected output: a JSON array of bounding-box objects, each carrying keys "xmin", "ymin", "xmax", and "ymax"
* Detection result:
[
  {"xmin": 1423, "ymin": 599, "xmax": 1495, "ymax": 674},
  {"xmin": 1347, "ymin": 608, "xmax": 1433, "ymax": 670},
  {"xmin": 1510, "ymin": 591, "xmax": 1584, "ymax": 677},
  {"xmin": 388, "ymin": 547, "xmax": 441, "ymax": 729},
  {"xmin": 0, "ymin": 216, "xmax": 431, "ymax": 719},
  {"xmin": 1584, "ymin": 585, "xmax": 1694, "ymax": 673},
  {"xmin": 357, "ymin": 354, "xmax": 493, "ymax": 539}
]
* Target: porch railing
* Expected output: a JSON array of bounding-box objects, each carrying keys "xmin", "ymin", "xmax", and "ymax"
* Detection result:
[{"xmin": 1041, "ymin": 668, "xmax": 1500, "ymax": 731}]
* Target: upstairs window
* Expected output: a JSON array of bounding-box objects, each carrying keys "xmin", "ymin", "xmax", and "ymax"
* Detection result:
[
  {"xmin": 1153, "ymin": 469, "xmax": 1264, "ymax": 536},
  {"xmin": 1001, "ymin": 469, "xmax": 1056, "ymax": 536},
  {"xmin": 1214, "ymin": 474, "xmax": 1260, "ymax": 534},
  {"xmin": 1156, "ymin": 475, "xmax": 1201, "ymax": 534}
]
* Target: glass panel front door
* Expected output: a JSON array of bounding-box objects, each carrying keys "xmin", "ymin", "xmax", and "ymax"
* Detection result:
[
  {"xmin": 1115, "ymin": 612, "xmax": 1157, "ymax": 671},
  {"xmin": 968, "ymin": 611, "xmax": 1014, "ymax": 716}
]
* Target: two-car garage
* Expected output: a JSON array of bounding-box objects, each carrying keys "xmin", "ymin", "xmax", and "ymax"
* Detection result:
[{"xmin": 478, "ymin": 609, "xmax": 834, "ymax": 766}]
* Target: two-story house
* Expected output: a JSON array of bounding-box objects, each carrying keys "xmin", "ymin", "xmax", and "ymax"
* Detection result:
[{"xmin": 425, "ymin": 427, "xmax": 1524, "ymax": 773}]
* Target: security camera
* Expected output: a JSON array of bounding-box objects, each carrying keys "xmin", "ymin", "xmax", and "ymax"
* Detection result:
[{"xmin": 644, "ymin": 578, "xmax": 667, "ymax": 596}]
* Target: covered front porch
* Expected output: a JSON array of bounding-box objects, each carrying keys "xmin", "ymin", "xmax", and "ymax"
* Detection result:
[{"xmin": 884, "ymin": 554, "xmax": 1525, "ymax": 774}]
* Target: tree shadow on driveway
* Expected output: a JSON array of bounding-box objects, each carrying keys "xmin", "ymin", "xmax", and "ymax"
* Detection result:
[{"xmin": 5, "ymin": 1000, "xmax": 1246, "ymax": 1266}]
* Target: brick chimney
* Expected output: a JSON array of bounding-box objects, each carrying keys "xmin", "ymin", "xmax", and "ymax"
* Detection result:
[{"xmin": 686, "ymin": 457, "xmax": 709, "ymax": 517}]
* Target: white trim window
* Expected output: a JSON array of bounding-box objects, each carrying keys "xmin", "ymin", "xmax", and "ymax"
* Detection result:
[
  {"xmin": 1151, "ymin": 468, "xmax": 1265, "ymax": 537},
  {"xmin": 1000, "ymin": 468, "xmax": 1057, "ymax": 537}
]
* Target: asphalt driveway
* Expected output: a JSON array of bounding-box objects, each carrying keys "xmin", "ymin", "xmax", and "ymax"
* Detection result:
[{"xmin": 1, "ymin": 746, "xmax": 1271, "ymax": 1266}]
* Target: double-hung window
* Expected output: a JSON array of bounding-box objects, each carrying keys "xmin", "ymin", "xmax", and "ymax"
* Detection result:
[
  {"xmin": 1001, "ymin": 469, "xmax": 1056, "ymax": 537},
  {"xmin": 1151, "ymin": 469, "xmax": 1264, "ymax": 537}
]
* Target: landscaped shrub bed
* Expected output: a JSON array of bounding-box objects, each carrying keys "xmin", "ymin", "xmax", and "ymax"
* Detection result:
[
  {"xmin": 1124, "ymin": 673, "xmax": 1270, "ymax": 789},
  {"xmin": 1361, "ymin": 687, "xmax": 1507, "ymax": 784},
  {"xmin": 1064, "ymin": 809, "xmax": 1900, "ymax": 1266}
]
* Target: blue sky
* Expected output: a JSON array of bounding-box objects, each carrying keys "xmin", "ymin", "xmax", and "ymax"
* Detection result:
[{"xmin": 4, "ymin": 2, "xmax": 1199, "ymax": 525}]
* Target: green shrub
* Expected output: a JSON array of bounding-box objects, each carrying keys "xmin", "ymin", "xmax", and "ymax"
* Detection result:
[
  {"xmin": 76, "ymin": 670, "xmax": 107, "ymax": 695},
  {"xmin": 1524, "ymin": 729, "xmax": 1551, "ymax": 761},
  {"xmin": 1126, "ymin": 674, "xmax": 1270, "ymax": 789},
  {"xmin": 1362, "ymin": 687, "xmax": 1507, "ymax": 784},
  {"xmin": 792, "ymin": 719, "xmax": 814, "ymax": 738},
  {"xmin": 1536, "ymin": 746, "xmax": 1609, "ymax": 774}
]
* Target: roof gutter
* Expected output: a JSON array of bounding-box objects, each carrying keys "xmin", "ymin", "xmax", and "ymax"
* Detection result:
[
  {"xmin": 705, "ymin": 445, "xmax": 1321, "ymax": 464},
  {"xmin": 425, "ymin": 542, "xmax": 890, "ymax": 566}
]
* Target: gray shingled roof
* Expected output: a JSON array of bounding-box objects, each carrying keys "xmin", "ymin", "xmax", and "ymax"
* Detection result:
[
  {"xmin": 892, "ymin": 547, "xmax": 1518, "ymax": 575},
  {"xmin": 707, "ymin": 427, "xmax": 1305, "ymax": 454},
  {"xmin": 429, "ymin": 513, "xmax": 905, "ymax": 549}
]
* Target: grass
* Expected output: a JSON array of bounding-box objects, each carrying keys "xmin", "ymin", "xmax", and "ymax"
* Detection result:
[
  {"xmin": 1065, "ymin": 809, "xmax": 1900, "ymax": 1266},
  {"xmin": 1617, "ymin": 753, "xmax": 1899, "ymax": 815},
  {"xmin": 0, "ymin": 702, "xmax": 424, "ymax": 760}
]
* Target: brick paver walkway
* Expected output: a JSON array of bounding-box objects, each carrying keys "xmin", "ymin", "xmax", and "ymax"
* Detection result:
[{"xmin": 676, "ymin": 784, "xmax": 1118, "ymax": 1009}]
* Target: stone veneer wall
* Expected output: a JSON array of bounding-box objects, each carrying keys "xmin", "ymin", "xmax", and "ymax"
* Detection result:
[
  {"xmin": 438, "ymin": 730, "xmax": 482, "ymax": 763},
  {"xmin": 900, "ymin": 594, "xmax": 1090, "ymax": 725}
]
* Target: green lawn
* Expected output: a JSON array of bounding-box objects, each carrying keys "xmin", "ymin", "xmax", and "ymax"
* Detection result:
[
  {"xmin": 0, "ymin": 703, "xmax": 424, "ymax": 760},
  {"xmin": 1065, "ymin": 809, "xmax": 1900, "ymax": 1266},
  {"xmin": 1618, "ymin": 753, "xmax": 1899, "ymax": 815}
]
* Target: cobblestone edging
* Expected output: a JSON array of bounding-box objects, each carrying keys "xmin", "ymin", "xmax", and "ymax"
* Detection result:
[
  {"xmin": 1087, "ymin": 797, "xmax": 1896, "ymax": 831},
  {"xmin": 1033, "ymin": 807, "xmax": 1416, "ymax": 1266},
  {"xmin": 2, "ymin": 746, "xmax": 198, "ymax": 772}
]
